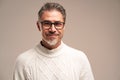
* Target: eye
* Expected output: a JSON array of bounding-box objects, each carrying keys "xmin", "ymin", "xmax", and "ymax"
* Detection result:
[
  {"xmin": 54, "ymin": 22, "xmax": 62, "ymax": 27},
  {"xmin": 42, "ymin": 22, "xmax": 51, "ymax": 26}
]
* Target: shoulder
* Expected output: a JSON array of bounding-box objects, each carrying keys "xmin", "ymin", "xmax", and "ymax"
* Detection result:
[
  {"xmin": 15, "ymin": 48, "xmax": 36, "ymax": 68},
  {"xmin": 64, "ymin": 44, "xmax": 86, "ymax": 57},
  {"xmin": 63, "ymin": 44, "xmax": 89, "ymax": 62},
  {"xmin": 13, "ymin": 48, "xmax": 37, "ymax": 80},
  {"xmin": 64, "ymin": 44, "xmax": 92, "ymax": 68}
]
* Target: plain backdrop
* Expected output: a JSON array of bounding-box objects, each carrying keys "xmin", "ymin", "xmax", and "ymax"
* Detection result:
[{"xmin": 0, "ymin": 0, "xmax": 120, "ymax": 80}]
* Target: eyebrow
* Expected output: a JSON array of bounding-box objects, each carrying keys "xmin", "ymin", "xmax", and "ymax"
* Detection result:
[{"xmin": 41, "ymin": 20, "xmax": 63, "ymax": 23}]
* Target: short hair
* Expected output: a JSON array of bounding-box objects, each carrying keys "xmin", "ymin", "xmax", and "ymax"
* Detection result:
[{"xmin": 38, "ymin": 2, "xmax": 66, "ymax": 22}]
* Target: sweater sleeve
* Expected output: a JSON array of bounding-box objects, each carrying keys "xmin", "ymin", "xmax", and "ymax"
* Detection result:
[
  {"xmin": 13, "ymin": 56, "xmax": 28, "ymax": 80},
  {"xmin": 13, "ymin": 49, "xmax": 35, "ymax": 80},
  {"xmin": 79, "ymin": 53, "xmax": 94, "ymax": 80},
  {"xmin": 13, "ymin": 52, "xmax": 31, "ymax": 80}
]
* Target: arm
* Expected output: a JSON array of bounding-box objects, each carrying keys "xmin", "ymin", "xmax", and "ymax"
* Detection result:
[
  {"xmin": 80, "ymin": 53, "xmax": 94, "ymax": 80},
  {"xmin": 13, "ymin": 55, "xmax": 28, "ymax": 80},
  {"xmin": 13, "ymin": 60, "xmax": 26, "ymax": 80}
]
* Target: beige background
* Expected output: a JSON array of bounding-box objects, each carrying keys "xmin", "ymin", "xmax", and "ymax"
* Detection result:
[{"xmin": 0, "ymin": 0, "xmax": 120, "ymax": 80}]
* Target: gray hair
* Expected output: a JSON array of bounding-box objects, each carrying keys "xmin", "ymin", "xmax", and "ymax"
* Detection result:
[{"xmin": 38, "ymin": 2, "xmax": 66, "ymax": 22}]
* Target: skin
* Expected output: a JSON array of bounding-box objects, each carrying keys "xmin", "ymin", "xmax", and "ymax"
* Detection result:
[{"xmin": 37, "ymin": 10, "xmax": 65, "ymax": 50}]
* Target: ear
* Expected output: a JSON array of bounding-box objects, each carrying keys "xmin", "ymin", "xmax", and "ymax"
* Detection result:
[{"xmin": 36, "ymin": 21, "xmax": 41, "ymax": 31}]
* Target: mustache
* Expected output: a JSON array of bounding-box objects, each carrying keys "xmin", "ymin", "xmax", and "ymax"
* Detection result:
[
  {"xmin": 46, "ymin": 32, "xmax": 59, "ymax": 36},
  {"xmin": 46, "ymin": 31, "xmax": 59, "ymax": 36},
  {"xmin": 46, "ymin": 33, "xmax": 59, "ymax": 36}
]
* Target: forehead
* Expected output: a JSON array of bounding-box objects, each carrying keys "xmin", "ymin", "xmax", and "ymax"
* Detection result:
[{"xmin": 40, "ymin": 10, "xmax": 64, "ymax": 22}]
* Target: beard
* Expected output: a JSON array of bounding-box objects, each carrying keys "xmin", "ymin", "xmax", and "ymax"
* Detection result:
[
  {"xmin": 43, "ymin": 37, "xmax": 58, "ymax": 46},
  {"xmin": 41, "ymin": 28, "xmax": 61, "ymax": 46}
]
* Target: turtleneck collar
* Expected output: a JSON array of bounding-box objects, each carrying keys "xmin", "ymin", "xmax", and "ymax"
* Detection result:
[{"xmin": 35, "ymin": 41, "xmax": 65, "ymax": 58}]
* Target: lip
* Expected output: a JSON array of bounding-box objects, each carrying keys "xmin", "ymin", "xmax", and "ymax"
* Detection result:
[
  {"xmin": 47, "ymin": 34, "xmax": 58, "ymax": 38},
  {"xmin": 47, "ymin": 34, "xmax": 58, "ymax": 36},
  {"xmin": 46, "ymin": 33, "xmax": 58, "ymax": 39},
  {"xmin": 48, "ymin": 35, "xmax": 57, "ymax": 37}
]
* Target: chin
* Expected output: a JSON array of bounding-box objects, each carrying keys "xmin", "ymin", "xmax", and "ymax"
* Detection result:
[{"xmin": 45, "ymin": 39, "xmax": 58, "ymax": 46}]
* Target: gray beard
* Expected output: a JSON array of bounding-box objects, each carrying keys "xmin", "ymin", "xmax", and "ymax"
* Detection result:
[{"xmin": 44, "ymin": 38, "xmax": 58, "ymax": 46}]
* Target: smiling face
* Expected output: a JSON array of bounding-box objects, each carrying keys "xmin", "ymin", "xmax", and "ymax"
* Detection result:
[{"xmin": 37, "ymin": 10, "xmax": 65, "ymax": 49}]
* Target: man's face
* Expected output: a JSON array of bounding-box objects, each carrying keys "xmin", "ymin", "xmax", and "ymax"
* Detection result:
[{"xmin": 37, "ymin": 10, "xmax": 65, "ymax": 46}]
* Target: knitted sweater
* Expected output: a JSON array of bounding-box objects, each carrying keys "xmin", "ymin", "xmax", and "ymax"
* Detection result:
[{"xmin": 13, "ymin": 42, "xmax": 94, "ymax": 80}]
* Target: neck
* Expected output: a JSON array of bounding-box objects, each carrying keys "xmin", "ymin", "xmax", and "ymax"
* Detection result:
[{"xmin": 41, "ymin": 40, "xmax": 61, "ymax": 50}]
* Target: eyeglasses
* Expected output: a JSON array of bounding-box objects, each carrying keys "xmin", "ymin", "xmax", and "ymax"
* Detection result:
[{"xmin": 40, "ymin": 21, "xmax": 65, "ymax": 30}]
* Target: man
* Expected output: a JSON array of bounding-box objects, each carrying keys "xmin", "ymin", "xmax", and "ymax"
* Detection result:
[{"xmin": 13, "ymin": 2, "xmax": 94, "ymax": 80}]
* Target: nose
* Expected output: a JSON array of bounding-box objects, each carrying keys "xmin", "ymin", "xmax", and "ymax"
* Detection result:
[{"xmin": 49, "ymin": 24, "xmax": 57, "ymax": 32}]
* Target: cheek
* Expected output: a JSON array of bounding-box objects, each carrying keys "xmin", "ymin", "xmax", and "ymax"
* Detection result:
[
  {"xmin": 41, "ymin": 30, "xmax": 47, "ymax": 38},
  {"xmin": 59, "ymin": 30, "xmax": 64, "ymax": 38}
]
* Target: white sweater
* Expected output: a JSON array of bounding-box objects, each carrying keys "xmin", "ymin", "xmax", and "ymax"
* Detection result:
[{"xmin": 13, "ymin": 42, "xmax": 94, "ymax": 80}]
